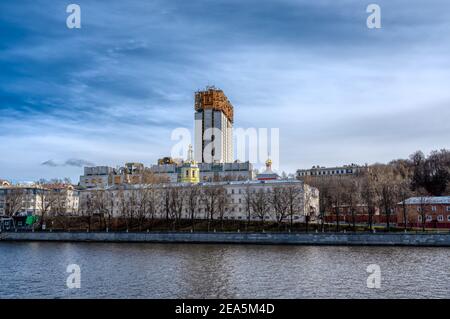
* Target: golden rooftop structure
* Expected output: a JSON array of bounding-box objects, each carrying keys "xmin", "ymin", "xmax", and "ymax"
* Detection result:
[{"xmin": 194, "ymin": 86, "xmax": 234, "ymax": 123}]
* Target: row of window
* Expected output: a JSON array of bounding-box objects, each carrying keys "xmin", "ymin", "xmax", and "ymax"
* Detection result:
[
  {"xmin": 298, "ymin": 169, "xmax": 353, "ymax": 176},
  {"xmin": 229, "ymin": 188, "xmax": 272, "ymax": 195},
  {"xmin": 417, "ymin": 206, "xmax": 450, "ymax": 212},
  {"xmin": 418, "ymin": 215, "xmax": 450, "ymax": 222}
]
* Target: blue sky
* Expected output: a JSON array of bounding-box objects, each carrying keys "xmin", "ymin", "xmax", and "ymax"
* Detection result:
[{"xmin": 1, "ymin": 0, "xmax": 450, "ymax": 183}]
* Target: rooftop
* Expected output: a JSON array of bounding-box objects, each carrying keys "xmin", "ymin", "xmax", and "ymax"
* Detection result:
[{"xmin": 400, "ymin": 196, "xmax": 450, "ymax": 205}]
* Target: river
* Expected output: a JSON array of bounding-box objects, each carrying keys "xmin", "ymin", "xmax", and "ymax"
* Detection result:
[{"xmin": 0, "ymin": 242, "xmax": 449, "ymax": 298}]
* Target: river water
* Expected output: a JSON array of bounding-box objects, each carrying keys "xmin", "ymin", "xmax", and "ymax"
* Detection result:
[{"xmin": 0, "ymin": 242, "xmax": 449, "ymax": 298}]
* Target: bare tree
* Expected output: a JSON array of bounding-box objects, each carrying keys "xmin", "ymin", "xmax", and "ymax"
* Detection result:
[
  {"xmin": 104, "ymin": 190, "xmax": 116, "ymax": 231},
  {"xmin": 216, "ymin": 186, "xmax": 230, "ymax": 231},
  {"xmin": 243, "ymin": 184, "xmax": 253, "ymax": 231},
  {"xmin": 251, "ymin": 188, "xmax": 270, "ymax": 230},
  {"xmin": 372, "ymin": 165, "xmax": 399, "ymax": 232},
  {"xmin": 35, "ymin": 184, "xmax": 58, "ymax": 230},
  {"xmin": 271, "ymin": 186, "xmax": 289, "ymax": 227},
  {"xmin": 303, "ymin": 186, "xmax": 318, "ymax": 233},
  {"xmin": 341, "ymin": 178, "xmax": 360, "ymax": 231},
  {"xmin": 136, "ymin": 187, "xmax": 152, "ymax": 231},
  {"xmin": 397, "ymin": 180, "xmax": 413, "ymax": 231},
  {"xmin": 144, "ymin": 186, "xmax": 158, "ymax": 230},
  {"xmin": 202, "ymin": 186, "xmax": 220, "ymax": 231},
  {"xmin": 169, "ymin": 186, "xmax": 184, "ymax": 230},
  {"xmin": 79, "ymin": 191, "xmax": 95, "ymax": 231},
  {"xmin": 186, "ymin": 185, "xmax": 201, "ymax": 231},
  {"xmin": 361, "ymin": 173, "xmax": 377, "ymax": 231},
  {"xmin": 328, "ymin": 178, "xmax": 346, "ymax": 232},
  {"xmin": 285, "ymin": 185, "xmax": 301, "ymax": 229},
  {"xmin": 161, "ymin": 186, "xmax": 172, "ymax": 224},
  {"xmin": 4, "ymin": 188, "xmax": 24, "ymax": 217},
  {"xmin": 417, "ymin": 190, "xmax": 429, "ymax": 232},
  {"xmin": 90, "ymin": 189, "xmax": 109, "ymax": 230}
]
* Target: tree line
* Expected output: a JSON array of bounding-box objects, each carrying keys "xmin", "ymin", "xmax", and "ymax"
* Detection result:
[
  {"xmin": 79, "ymin": 183, "xmax": 313, "ymax": 232},
  {"xmin": 304, "ymin": 149, "xmax": 450, "ymax": 231}
]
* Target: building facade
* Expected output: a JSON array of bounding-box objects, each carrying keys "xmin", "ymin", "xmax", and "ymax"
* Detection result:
[
  {"xmin": 396, "ymin": 196, "xmax": 450, "ymax": 229},
  {"xmin": 296, "ymin": 163, "xmax": 367, "ymax": 178},
  {"xmin": 80, "ymin": 161, "xmax": 255, "ymax": 188},
  {"xmin": 194, "ymin": 87, "xmax": 233, "ymax": 163},
  {"xmin": 79, "ymin": 180, "xmax": 319, "ymax": 223},
  {"xmin": 0, "ymin": 184, "xmax": 79, "ymax": 217}
]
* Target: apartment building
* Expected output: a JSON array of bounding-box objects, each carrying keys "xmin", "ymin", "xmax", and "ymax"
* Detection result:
[
  {"xmin": 296, "ymin": 163, "xmax": 368, "ymax": 178},
  {"xmin": 79, "ymin": 179, "xmax": 319, "ymax": 223},
  {"xmin": 0, "ymin": 183, "xmax": 79, "ymax": 217},
  {"xmin": 396, "ymin": 196, "xmax": 450, "ymax": 229}
]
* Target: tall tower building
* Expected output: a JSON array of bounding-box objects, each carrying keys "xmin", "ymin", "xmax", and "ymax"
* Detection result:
[{"xmin": 194, "ymin": 86, "xmax": 233, "ymax": 163}]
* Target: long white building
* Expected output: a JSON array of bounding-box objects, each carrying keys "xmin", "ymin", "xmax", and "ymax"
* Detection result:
[{"xmin": 79, "ymin": 179, "xmax": 319, "ymax": 223}]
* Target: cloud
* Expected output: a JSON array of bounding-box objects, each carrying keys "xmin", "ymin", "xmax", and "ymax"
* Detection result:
[
  {"xmin": 64, "ymin": 159, "xmax": 96, "ymax": 167},
  {"xmin": 41, "ymin": 159, "xmax": 95, "ymax": 168},
  {"xmin": 1, "ymin": 0, "xmax": 450, "ymax": 181},
  {"xmin": 41, "ymin": 160, "xmax": 59, "ymax": 167}
]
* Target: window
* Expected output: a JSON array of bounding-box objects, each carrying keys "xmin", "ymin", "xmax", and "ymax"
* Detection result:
[
  {"xmin": 238, "ymin": 198, "xmax": 241, "ymax": 204},
  {"xmin": 431, "ymin": 206, "xmax": 437, "ymax": 212},
  {"xmin": 231, "ymin": 189, "xmax": 234, "ymax": 194},
  {"xmin": 437, "ymin": 215, "xmax": 444, "ymax": 222},
  {"xmin": 426, "ymin": 215, "xmax": 432, "ymax": 222},
  {"xmin": 417, "ymin": 207, "xmax": 422, "ymax": 212},
  {"xmin": 418, "ymin": 215, "xmax": 422, "ymax": 222},
  {"xmin": 447, "ymin": 215, "xmax": 450, "ymax": 222},
  {"xmin": 447, "ymin": 206, "xmax": 450, "ymax": 212}
]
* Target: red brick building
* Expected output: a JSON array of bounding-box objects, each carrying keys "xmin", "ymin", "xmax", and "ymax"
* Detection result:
[{"xmin": 396, "ymin": 196, "xmax": 450, "ymax": 229}]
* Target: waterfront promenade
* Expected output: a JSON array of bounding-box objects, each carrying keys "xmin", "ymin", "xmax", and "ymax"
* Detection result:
[{"xmin": 1, "ymin": 231, "xmax": 450, "ymax": 246}]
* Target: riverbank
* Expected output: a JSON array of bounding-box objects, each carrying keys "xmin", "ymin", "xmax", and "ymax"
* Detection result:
[{"xmin": 1, "ymin": 231, "xmax": 450, "ymax": 246}]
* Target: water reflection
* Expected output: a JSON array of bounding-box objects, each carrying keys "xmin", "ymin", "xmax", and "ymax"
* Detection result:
[{"xmin": 0, "ymin": 243, "xmax": 449, "ymax": 298}]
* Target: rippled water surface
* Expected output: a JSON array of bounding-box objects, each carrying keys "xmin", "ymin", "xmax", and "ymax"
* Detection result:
[{"xmin": 0, "ymin": 242, "xmax": 449, "ymax": 298}]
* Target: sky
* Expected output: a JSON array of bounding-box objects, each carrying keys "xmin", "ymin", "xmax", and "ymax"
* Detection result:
[{"xmin": 1, "ymin": 0, "xmax": 450, "ymax": 183}]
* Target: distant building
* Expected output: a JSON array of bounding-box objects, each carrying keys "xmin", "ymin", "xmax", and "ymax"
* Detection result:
[
  {"xmin": 256, "ymin": 159, "xmax": 279, "ymax": 181},
  {"xmin": 296, "ymin": 163, "xmax": 367, "ymax": 178},
  {"xmin": 179, "ymin": 145, "xmax": 200, "ymax": 184},
  {"xmin": 149, "ymin": 161, "xmax": 255, "ymax": 183},
  {"xmin": 396, "ymin": 196, "xmax": 450, "ymax": 229},
  {"xmin": 0, "ymin": 183, "xmax": 79, "ymax": 217},
  {"xmin": 79, "ymin": 163, "xmax": 146, "ymax": 188},
  {"xmin": 194, "ymin": 86, "xmax": 233, "ymax": 163},
  {"xmin": 80, "ymin": 166, "xmax": 115, "ymax": 188},
  {"xmin": 80, "ymin": 159, "xmax": 255, "ymax": 188}
]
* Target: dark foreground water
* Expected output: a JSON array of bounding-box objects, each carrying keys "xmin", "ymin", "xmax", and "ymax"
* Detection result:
[{"xmin": 0, "ymin": 242, "xmax": 449, "ymax": 298}]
